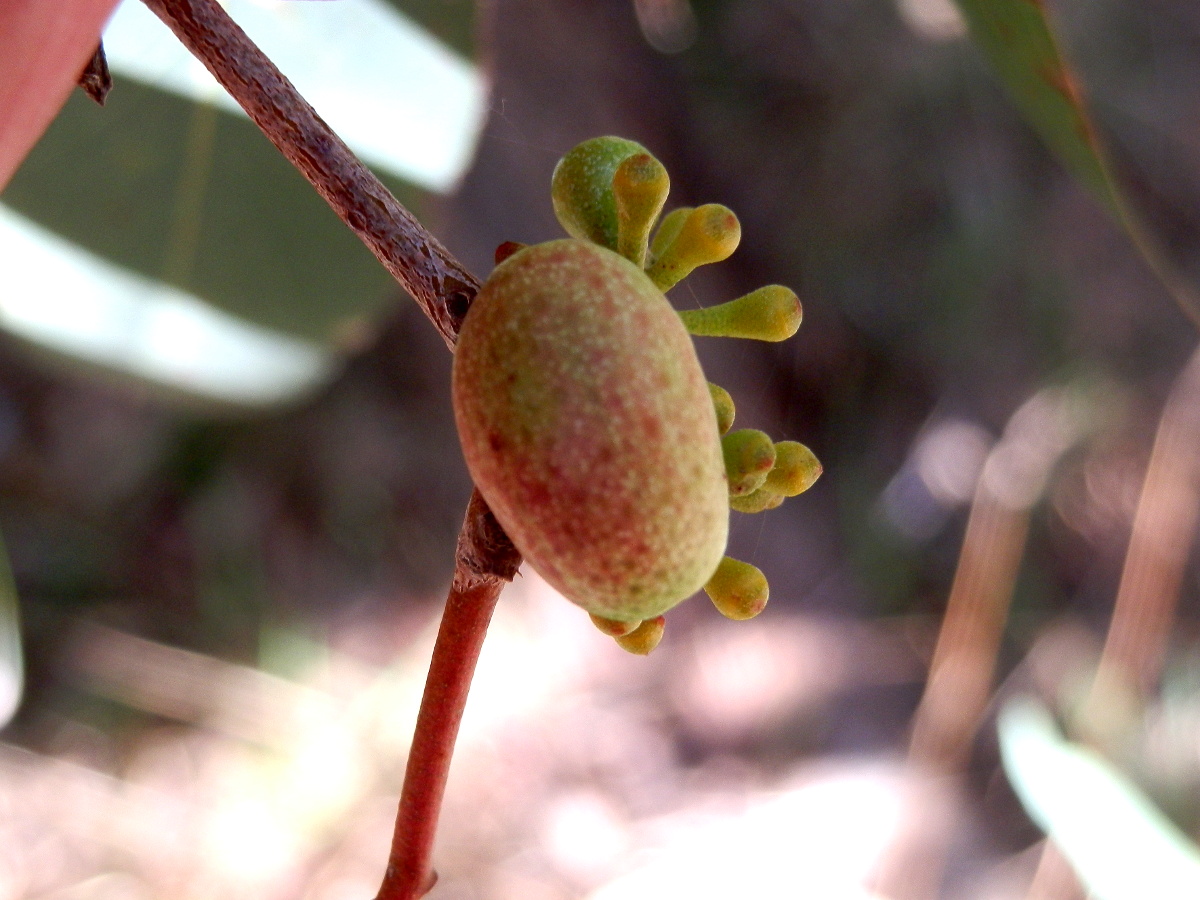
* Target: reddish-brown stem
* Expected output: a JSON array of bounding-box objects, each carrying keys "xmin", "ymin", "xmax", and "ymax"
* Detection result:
[
  {"xmin": 141, "ymin": 0, "xmax": 479, "ymax": 349},
  {"xmin": 136, "ymin": 4, "xmax": 524, "ymax": 893},
  {"xmin": 378, "ymin": 491, "xmax": 522, "ymax": 900}
]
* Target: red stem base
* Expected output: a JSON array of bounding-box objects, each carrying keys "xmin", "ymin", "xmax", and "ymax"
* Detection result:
[{"xmin": 375, "ymin": 491, "xmax": 520, "ymax": 900}]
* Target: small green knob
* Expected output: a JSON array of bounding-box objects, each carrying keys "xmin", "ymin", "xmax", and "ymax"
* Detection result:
[
  {"xmin": 709, "ymin": 382, "xmax": 736, "ymax": 435},
  {"xmin": 614, "ymin": 616, "xmax": 666, "ymax": 654},
  {"xmin": 613, "ymin": 153, "xmax": 670, "ymax": 268},
  {"xmin": 764, "ymin": 441, "xmax": 822, "ymax": 497},
  {"xmin": 722, "ymin": 428, "xmax": 776, "ymax": 497},
  {"xmin": 679, "ymin": 285, "xmax": 802, "ymax": 342},
  {"xmin": 650, "ymin": 206, "xmax": 692, "ymax": 261},
  {"xmin": 589, "ymin": 612, "xmax": 642, "ymax": 637},
  {"xmin": 646, "ymin": 204, "xmax": 741, "ymax": 291},
  {"xmin": 704, "ymin": 557, "xmax": 769, "ymax": 620},
  {"xmin": 551, "ymin": 136, "xmax": 647, "ymax": 250},
  {"xmin": 729, "ymin": 486, "xmax": 784, "ymax": 514}
]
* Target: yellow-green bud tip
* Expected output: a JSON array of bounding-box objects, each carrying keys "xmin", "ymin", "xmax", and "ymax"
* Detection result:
[
  {"xmin": 679, "ymin": 285, "xmax": 802, "ymax": 342},
  {"xmin": 764, "ymin": 441, "xmax": 822, "ymax": 497},
  {"xmin": 705, "ymin": 557, "xmax": 769, "ymax": 620},
  {"xmin": 722, "ymin": 428, "xmax": 776, "ymax": 496},
  {"xmin": 551, "ymin": 136, "xmax": 648, "ymax": 250},
  {"xmin": 589, "ymin": 612, "xmax": 642, "ymax": 637},
  {"xmin": 614, "ymin": 153, "xmax": 670, "ymax": 268},
  {"xmin": 729, "ymin": 486, "xmax": 784, "ymax": 514},
  {"xmin": 708, "ymin": 382, "xmax": 735, "ymax": 435},
  {"xmin": 646, "ymin": 204, "xmax": 741, "ymax": 291},
  {"xmin": 649, "ymin": 207, "xmax": 692, "ymax": 262},
  {"xmin": 614, "ymin": 616, "xmax": 666, "ymax": 654}
]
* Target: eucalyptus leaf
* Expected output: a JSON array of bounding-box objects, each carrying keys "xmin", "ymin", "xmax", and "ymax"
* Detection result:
[
  {"xmin": 999, "ymin": 697, "xmax": 1200, "ymax": 900},
  {"xmin": 953, "ymin": 0, "xmax": 1200, "ymax": 323},
  {"xmin": 951, "ymin": 0, "xmax": 1118, "ymax": 214},
  {"xmin": 0, "ymin": 0, "xmax": 487, "ymax": 407}
]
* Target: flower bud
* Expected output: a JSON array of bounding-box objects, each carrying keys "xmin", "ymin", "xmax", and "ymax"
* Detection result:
[
  {"xmin": 551, "ymin": 136, "xmax": 647, "ymax": 251},
  {"xmin": 679, "ymin": 285, "xmax": 802, "ymax": 342},
  {"xmin": 708, "ymin": 382, "xmax": 736, "ymax": 435},
  {"xmin": 704, "ymin": 557, "xmax": 769, "ymax": 620},
  {"xmin": 590, "ymin": 612, "xmax": 642, "ymax": 637},
  {"xmin": 614, "ymin": 616, "xmax": 666, "ymax": 654},
  {"xmin": 722, "ymin": 428, "xmax": 776, "ymax": 497},
  {"xmin": 650, "ymin": 207, "xmax": 692, "ymax": 261},
  {"xmin": 729, "ymin": 487, "xmax": 784, "ymax": 514},
  {"xmin": 613, "ymin": 153, "xmax": 670, "ymax": 267},
  {"xmin": 646, "ymin": 204, "xmax": 741, "ymax": 291},
  {"xmin": 764, "ymin": 441, "xmax": 822, "ymax": 496}
]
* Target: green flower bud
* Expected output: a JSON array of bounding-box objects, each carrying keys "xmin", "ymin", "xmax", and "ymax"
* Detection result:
[
  {"xmin": 646, "ymin": 204, "xmax": 741, "ymax": 291},
  {"xmin": 678, "ymin": 285, "xmax": 802, "ymax": 342},
  {"xmin": 729, "ymin": 486, "xmax": 784, "ymax": 514},
  {"xmin": 614, "ymin": 616, "xmax": 666, "ymax": 654},
  {"xmin": 722, "ymin": 428, "xmax": 776, "ymax": 497},
  {"xmin": 764, "ymin": 441, "xmax": 822, "ymax": 496},
  {"xmin": 614, "ymin": 153, "xmax": 670, "ymax": 268},
  {"xmin": 650, "ymin": 207, "xmax": 692, "ymax": 261},
  {"xmin": 590, "ymin": 612, "xmax": 642, "ymax": 637},
  {"xmin": 704, "ymin": 557, "xmax": 769, "ymax": 620},
  {"xmin": 551, "ymin": 136, "xmax": 647, "ymax": 250},
  {"xmin": 708, "ymin": 382, "xmax": 735, "ymax": 435}
]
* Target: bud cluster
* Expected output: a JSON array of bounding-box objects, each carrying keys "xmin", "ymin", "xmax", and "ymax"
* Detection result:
[{"xmin": 455, "ymin": 137, "xmax": 821, "ymax": 654}]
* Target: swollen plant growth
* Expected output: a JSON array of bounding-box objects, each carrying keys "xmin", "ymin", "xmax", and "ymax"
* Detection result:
[{"xmin": 454, "ymin": 137, "xmax": 821, "ymax": 652}]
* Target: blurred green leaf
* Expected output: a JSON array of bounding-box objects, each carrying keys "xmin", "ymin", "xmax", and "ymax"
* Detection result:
[
  {"xmin": 951, "ymin": 0, "xmax": 1119, "ymax": 214},
  {"xmin": 0, "ymin": 203, "xmax": 333, "ymax": 407},
  {"xmin": 0, "ymin": 0, "xmax": 488, "ymax": 408},
  {"xmin": 103, "ymin": 0, "xmax": 486, "ymax": 193},
  {"xmin": 2, "ymin": 81, "xmax": 402, "ymax": 346},
  {"xmin": 953, "ymin": 0, "xmax": 1200, "ymax": 324},
  {"xmin": 999, "ymin": 697, "xmax": 1200, "ymax": 900},
  {"xmin": 388, "ymin": 0, "xmax": 477, "ymax": 61}
]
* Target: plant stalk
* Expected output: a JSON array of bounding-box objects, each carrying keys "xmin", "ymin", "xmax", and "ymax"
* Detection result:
[
  {"xmin": 376, "ymin": 490, "xmax": 521, "ymax": 900},
  {"xmin": 136, "ymin": 4, "xmax": 526, "ymax": 893}
]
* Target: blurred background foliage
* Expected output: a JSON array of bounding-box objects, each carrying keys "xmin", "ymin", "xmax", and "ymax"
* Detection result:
[{"xmin": 3, "ymin": 0, "xmax": 1200, "ymax": 898}]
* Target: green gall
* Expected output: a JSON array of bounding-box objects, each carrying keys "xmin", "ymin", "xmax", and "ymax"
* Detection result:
[
  {"xmin": 453, "ymin": 240, "xmax": 728, "ymax": 622},
  {"xmin": 613, "ymin": 153, "xmax": 670, "ymax": 268},
  {"xmin": 722, "ymin": 428, "xmax": 777, "ymax": 497},
  {"xmin": 764, "ymin": 441, "xmax": 822, "ymax": 497},
  {"xmin": 646, "ymin": 204, "xmax": 741, "ymax": 291},
  {"xmin": 708, "ymin": 382, "xmax": 735, "ymax": 435},
  {"xmin": 614, "ymin": 616, "xmax": 666, "ymax": 655},
  {"xmin": 679, "ymin": 285, "xmax": 802, "ymax": 342},
  {"xmin": 551, "ymin": 136, "xmax": 647, "ymax": 251},
  {"xmin": 704, "ymin": 557, "xmax": 769, "ymax": 620},
  {"xmin": 649, "ymin": 207, "xmax": 692, "ymax": 262},
  {"xmin": 590, "ymin": 612, "xmax": 642, "ymax": 637},
  {"xmin": 729, "ymin": 486, "xmax": 784, "ymax": 514}
]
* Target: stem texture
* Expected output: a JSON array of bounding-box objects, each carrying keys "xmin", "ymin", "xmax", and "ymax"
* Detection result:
[
  {"xmin": 376, "ymin": 490, "xmax": 521, "ymax": 900},
  {"xmin": 138, "ymin": 5, "xmax": 526, "ymax": 894}
]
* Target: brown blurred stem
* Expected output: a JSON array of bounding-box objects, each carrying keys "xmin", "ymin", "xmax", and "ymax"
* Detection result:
[
  {"xmin": 138, "ymin": 2, "xmax": 524, "ymax": 895},
  {"xmin": 1025, "ymin": 346, "xmax": 1200, "ymax": 900},
  {"xmin": 1092, "ymin": 345, "xmax": 1200, "ymax": 695},
  {"xmin": 377, "ymin": 491, "xmax": 522, "ymax": 900},
  {"xmin": 141, "ymin": 0, "xmax": 479, "ymax": 349}
]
